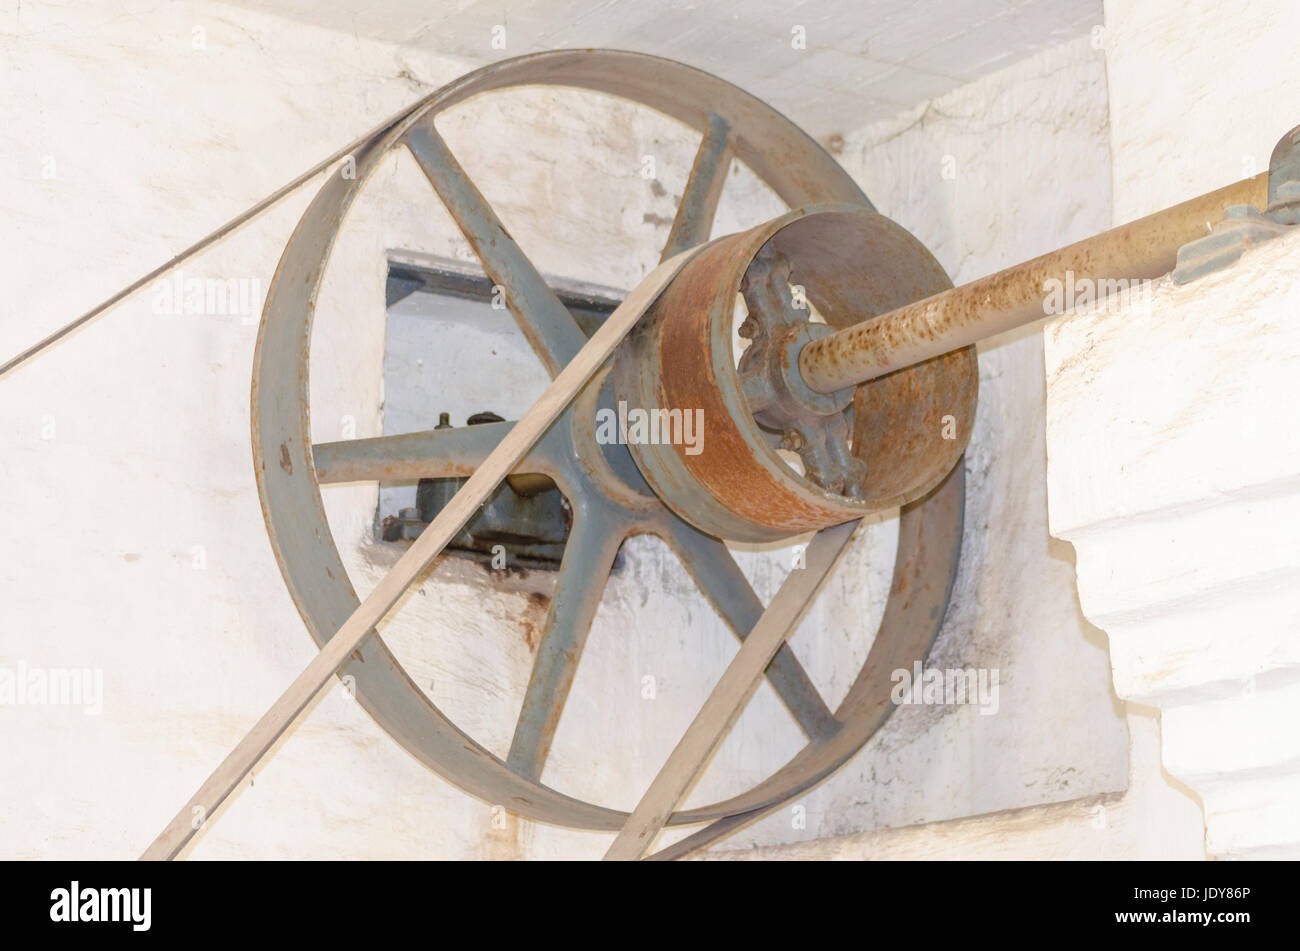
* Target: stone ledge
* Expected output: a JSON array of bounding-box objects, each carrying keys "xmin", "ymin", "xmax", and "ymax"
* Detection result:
[{"xmin": 1044, "ymin": 223, "xmax": 1300, "ymax": 858}]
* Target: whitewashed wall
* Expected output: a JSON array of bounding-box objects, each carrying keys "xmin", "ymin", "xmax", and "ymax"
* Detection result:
[{"xmin": 2, "ymin": 1, "xmax": 1125, "ymax": 859}]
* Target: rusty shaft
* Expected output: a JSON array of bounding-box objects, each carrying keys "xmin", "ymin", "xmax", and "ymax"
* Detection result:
[{"xmin": 798, "ymin": 173, "xmax": 1269, "ymax": 393}]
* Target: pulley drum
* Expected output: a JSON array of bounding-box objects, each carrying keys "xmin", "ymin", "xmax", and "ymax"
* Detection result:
[{"xmin": 252, "ymin": 50, "xmax": 976, "ymax": 837}]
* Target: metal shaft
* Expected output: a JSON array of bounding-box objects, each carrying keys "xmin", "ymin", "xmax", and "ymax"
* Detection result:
[{"xmin": 798, "ymin": 173, "xmax": 1269, "ymax": 393}]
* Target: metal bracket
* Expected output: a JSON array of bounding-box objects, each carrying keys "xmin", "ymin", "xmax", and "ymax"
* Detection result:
[
  {"xmin": 1173, "ymin": 124, "xmax": 1300, "ymax": 284},
  {"xmin": 735, "ymin": 245, "xmax": 865, "ymax": 495},
  {"xmin": 381, "ymin": 411, "xmax": 572, "ymax": 567}
]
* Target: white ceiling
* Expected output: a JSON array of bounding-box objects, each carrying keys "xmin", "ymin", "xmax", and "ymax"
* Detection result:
[{"xmin": 227, "ymin": 0, "xmax": 1100, "ymax": 139}]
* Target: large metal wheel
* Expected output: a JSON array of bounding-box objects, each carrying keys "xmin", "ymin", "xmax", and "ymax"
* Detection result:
[{"xmin": 252, "ymin": 50, "xmax": 968, "ymax": 836}]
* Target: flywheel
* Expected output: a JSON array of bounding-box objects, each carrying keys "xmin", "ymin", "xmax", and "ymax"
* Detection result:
[{"xmin": 251, "ymin": 49, "xmax": 974, "ymax": 847}]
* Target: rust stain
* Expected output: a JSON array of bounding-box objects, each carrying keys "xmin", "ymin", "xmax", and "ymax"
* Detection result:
[
  {"xmin": 520, "ymin": 591, "xmax": 551, "ymax": 651},
  {"xmin": 279, "ymin": 441, "xmax": 293, "ymax": 475}
]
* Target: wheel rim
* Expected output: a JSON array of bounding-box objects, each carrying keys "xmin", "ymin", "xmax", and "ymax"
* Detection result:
[{"xmin": 252, "ymin": 49, "xmax": 966, "ymax": 831}]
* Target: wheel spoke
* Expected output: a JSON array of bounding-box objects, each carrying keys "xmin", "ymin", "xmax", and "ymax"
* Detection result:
[
  {"xmin": 660, "ymin": 112, "xmax": 733, "ymax": 262},
  {"xmin": 660, "ymin": 517, "xmax": 838, "ymax": 741},
  {"xmin": 506, "ymin": 502, "xmax": 626, "ymax": 781},
  {"xmin": 313, "ymin": 420, "xmax": 561, "ymax": 483},
  {"xmin": 405, "ymin": 121, "xmax": 589, "ymax": 377},
  {"xmin": 605, "ymin": 520, "xmax": 859, "ymax": 860}
]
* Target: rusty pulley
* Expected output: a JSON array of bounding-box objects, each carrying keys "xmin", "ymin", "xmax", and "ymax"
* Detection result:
[{"xmin": 616, "ymin": 204, "xmax": 977, "ymax": 541}]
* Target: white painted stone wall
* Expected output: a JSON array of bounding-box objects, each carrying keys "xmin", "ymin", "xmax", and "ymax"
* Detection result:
[
  {"xmin": 2, "ymin": 2, "xmax": 1126, "ymax": 858},
  {"xmin": 1102, "ymin": 0, "xmax": 1300, "ymax": 225}
]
